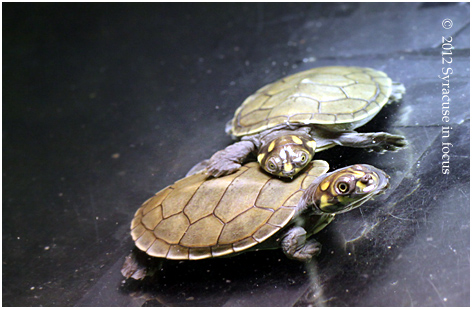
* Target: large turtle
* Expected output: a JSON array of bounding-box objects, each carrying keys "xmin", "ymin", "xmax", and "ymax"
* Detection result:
[
  {"xmin": 205, "ymin": 66, "xmax": 406, "ymax": 178},
  {"xmin": 122, "ymin": 160, "xmax": 389, "ymax": 279}
]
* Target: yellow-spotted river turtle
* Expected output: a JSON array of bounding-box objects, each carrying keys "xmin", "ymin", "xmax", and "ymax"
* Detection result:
[
  {"xmin": 205, "ymin": 66, "xmax": 406, "ymax": 178},
  {"xmin": 122, "ymin": 160, "xmax": 389, "ymax": 279}
]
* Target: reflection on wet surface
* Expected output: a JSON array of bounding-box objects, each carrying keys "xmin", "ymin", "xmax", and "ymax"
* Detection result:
[{"xmin": 3, "ymin": 2, "xmax": 470, "ymax": 306}]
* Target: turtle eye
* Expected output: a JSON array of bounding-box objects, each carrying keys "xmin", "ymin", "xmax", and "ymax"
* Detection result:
[
  {"xmin": 337, "ymin": 182, "xmax": 350, "ymax": 194},
  {"xmin": 267, "ymin": 160, "xmax": 278, "ymax": 172},
  {"xmin": 300, "ymin": 151, "xmax": 311, "ymax": 164}
]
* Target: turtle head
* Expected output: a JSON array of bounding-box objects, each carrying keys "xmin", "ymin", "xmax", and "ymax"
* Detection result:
[
  {"xmin": 257, "ymin": 135, "xmax": 316, "ymax": 178},
  {"xmin": 307, "ymin": 164, "xmax": 390, "ymax": 215}
]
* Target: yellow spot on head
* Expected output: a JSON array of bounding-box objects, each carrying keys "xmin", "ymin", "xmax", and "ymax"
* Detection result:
[
  {"xmin": 291, "ymin": 135, "xmax": 303, "ymax": 144},
  {"xmin": 284, "ymin": 162, "xmax": 293, "ymax": 173},
  {"xmin": 320, "ymin": 194, "xmax": 330, "ymax": 208},
  {"xmin": 268, "ymin": 141, "xmax": 276, "ymax": 152},
  {"xmin": 257, "ymin": 153, "xmax": 265, "ymax": 164},
  {"xmin": 306, "ymin": 140, "xmax": 317, "ymax": 152},
  {"xmin": 320, "ymin": 180, "xmax": 330, "ymax": 191},
  {"xmin": 350, "ymin": 170, "xmax": 366, "ymax": 178},
  {"xmin": 356, "ymin": 180, "xmax": 367, "ymax": 190}
]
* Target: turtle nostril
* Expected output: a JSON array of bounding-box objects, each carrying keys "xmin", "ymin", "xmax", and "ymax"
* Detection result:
[
  {"xmin": 282, "ymin": 170, "xmax": 296, "ymax": 179},
  {"xmin": 360, "ymin": 174, "xmax": 372, "ymax": 184}
]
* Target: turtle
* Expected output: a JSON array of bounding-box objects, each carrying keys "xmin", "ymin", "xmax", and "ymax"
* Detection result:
[
  {"xmin": 204, "ymin": 66, "xmax": 406, "ymax": 178},
  {"xmin": 121, "ymin": 160, "xmax": 389, "ymax": 280}
]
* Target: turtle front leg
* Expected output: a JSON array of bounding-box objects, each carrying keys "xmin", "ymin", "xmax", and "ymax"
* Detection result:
[
  {"xmin": 206, "ymin": 141, "xmax": 256, "ymax": 177},
  {"xmin": 281, "ymin": 226, "xmax": 321, "ymax": 262},
  {"xmin": 335, "ymin": 131, "xmax": 407, "ymax": 153}
]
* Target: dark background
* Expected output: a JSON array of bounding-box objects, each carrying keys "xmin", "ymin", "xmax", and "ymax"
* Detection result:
[{"xmin": 3, "ymin": 3, "xmax": 470, "ymax": 306}]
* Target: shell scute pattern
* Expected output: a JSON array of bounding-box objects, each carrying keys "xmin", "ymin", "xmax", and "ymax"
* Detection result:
[
  {"xmin": 213, "ymin": 166, "xmax": 269, "ymax": 223},
  {"xmin": 218, "ymin": 207, "xmax": 273, "ymax": 245},
  {"xmin": 166, "ymin": 244, "xmax": 188, "ymax": 259},
  {"xmin": 131, "ymin": 161, "xmax": 329, "ymax": 260},
  {"xmin": 161, "ymin": 175, "xmax": 206, "ymax": 218},
  {"xmin": 232, "ymin": 66, "xmax": 393, "ymax": 136},
  {"xmin": 267, "ymin": 207, "xmax": 296, "ymax": 227},
  {"xmin": 141, "ymin": 206, "xmax": 163, "ymax": 230},
  {"xmin": 153, "ymin": 212, "xmax": 189, "ymax": 244},
  {"xmin": 180, "ymin": 215, "xmax": 224, "ymax": 247},
  {"xmin": 183, "ymin": 169, "xmax": 241, "ymax": 223},
  {"xmin": 147, "ymin": 238, "xmax": 171, "ymax": 257}
]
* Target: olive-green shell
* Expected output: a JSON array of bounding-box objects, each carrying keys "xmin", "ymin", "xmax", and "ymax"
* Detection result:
[
  {"xmin": 131, "ymin": 160, "xmax": 330, "ymax": 260},
  {"xmin": 230, "ymin": 66, "xmax": 393, "ymax": 137}
]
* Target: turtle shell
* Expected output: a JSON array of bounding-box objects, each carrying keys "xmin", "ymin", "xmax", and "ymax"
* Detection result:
[
  {"xmin": 130, "ymin": 160, "xmax": 330, "ymax": 260},
  {"xmin": 230, "ymin": 66, "xmax": 393, "ymax": 137}
]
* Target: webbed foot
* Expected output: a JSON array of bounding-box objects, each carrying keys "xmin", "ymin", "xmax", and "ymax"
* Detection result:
[
  {"xmin": 205, "ymin": 141, "xmax": 255, "ymax": 177},
  {"xmin": 366, "ymin": 132, "xmax": 407, "ymax": 153},
  {"xmin": 336, "ymin": 131, "xmax": 407, "ymax": 153},
  {"xmin": 281, "ymin": 226, "xmax": 321, "ymax": 262},
  {"xmin": 206, "ymin": 155, "xmax": 242, "ymax": 177},
  {"xmin": 389, "ymin": 82, "xmax": 406, "ymax": 102},
  {"xmin": 291, "ymin": 239, "xmax": 322, "ymax": 261},
  {"xmin": 121, "ymin": 251, "xmax": 148, "ymax": 280},
  {"xmin": 121, "ymin": 248, "xmax": 162, "ymax": 280}
]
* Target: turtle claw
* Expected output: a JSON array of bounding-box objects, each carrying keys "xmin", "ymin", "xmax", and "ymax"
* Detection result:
[
  {"xmin": 282, "ymin": 226, "xmax": 322, "ymax": 262},
  {"xmin": 337, "ymin": 131, "xmax": 407, "ymax": 153},
  {"xmin": 363, "ymin": 133, "xmax": 407, "ymax": 153},
  {"xmin": 186, "ymin": 158, "xmax": 239, "ymax": 178},
  {"xmin": 204, "ymin": 141, "xmax": 255, "ymax": 177},
  {"xmin": 206, "ymin": 158, "xmax": 241, "ymax": 177},
  {"xmin": 121, "ymin": 252, "xmax": 148, "ymax": 280},
  {"xmin": 121, "ymin": 249, "xmax": 163, "ymax": 280},
  {"xmin": 291, "ymin": 240, "xmax": 322, "ymax": 262}
]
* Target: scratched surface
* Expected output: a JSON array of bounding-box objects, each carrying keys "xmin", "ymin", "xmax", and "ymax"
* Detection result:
[{"xmin": 3, "ymin": 3, "xmax": 470, "ymax": 306}]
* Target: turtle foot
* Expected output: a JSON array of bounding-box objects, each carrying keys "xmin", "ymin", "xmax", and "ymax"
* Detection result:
[
  {"xmin": 389, "ymin": 82, "xmax": 406, "ymax": 102},
  {"xmin": 290, "ymin": 240, "xmax": 322, "ymax": 262},
  {"xmin": 205, "ymin": 141, "xmax": 255, "ymax": 177},
  {"xmin": 282, "ymin": 226, "xmax": 321, "ymax": 262},
  {"xmin": 121, "ymin": 252, "xmax": 148, "ymax": 280},
  {"xmin": 206, "ymin": 149, "xmax": 243, "ymax": 177},
  {"xmin": 206, "ymin": 159, "xmax": 241, "ymax": 177},
  {"xmin": 368, "ymin": 132, "xmax": 407, "ymax": 152},
  {"xmin": 335, "ymin": 131, "xmax": 407, "ymax": 152}
]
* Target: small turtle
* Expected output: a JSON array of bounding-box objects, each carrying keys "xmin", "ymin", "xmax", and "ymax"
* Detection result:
[
  {"xmin": 205, "ymin": 66, "xmax": 406, "ymax": 178},
  {"xmin": 122, "ymin": 160, "xmax": 389, "ymax": 279}
]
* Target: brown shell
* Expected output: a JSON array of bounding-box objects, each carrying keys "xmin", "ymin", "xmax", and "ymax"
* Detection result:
[
  {"xmin": 231, "ymin": 66, "xmax": 393, "ymax": 136},
  {"xmin": 131, "ymin": 160, "xmax": 330, "ymax": 260}
]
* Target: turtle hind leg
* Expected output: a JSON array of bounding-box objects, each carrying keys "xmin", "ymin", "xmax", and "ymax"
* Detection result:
[
  {"xmin": 335, "ymin": 131, "xmax": 407, "ymax": 153},
  {"xmin": 389, "ymin": 82, "xmax": 406, "ymax": 102},
  {"xmin": 281, "ymin": 226, "xmax": 321, "ymax": 262},
  {"xmin": 121, "ymin": 247, "xmax": 162, "ymax": 280}
]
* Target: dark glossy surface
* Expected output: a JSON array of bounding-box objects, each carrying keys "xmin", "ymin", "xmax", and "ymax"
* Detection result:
[{"xmin": 3, "ymin": 3, "xmax": 470, "ymax": 306}]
